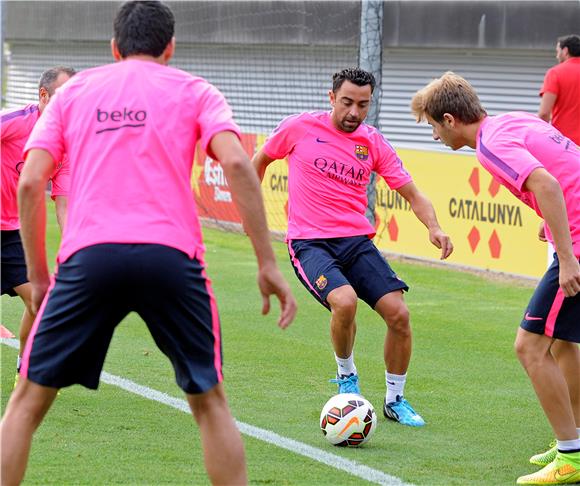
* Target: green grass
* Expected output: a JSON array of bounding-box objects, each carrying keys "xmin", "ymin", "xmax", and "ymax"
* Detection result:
[{"xmin": 1, "ymin": 205, "xmax": 552, "ymax": 485}]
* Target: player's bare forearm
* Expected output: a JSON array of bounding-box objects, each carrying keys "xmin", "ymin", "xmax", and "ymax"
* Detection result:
[
  {"xmin": 54, "ymin": 196, "xmax": 68, "ymax": 233},
  {"xmin": 226, "ymin": 163, "xmax": 277, "ymax": 266},
  {"xmin": 18, "ymin": 150, "xmax": 53, "ymax": 286},
  {"xmin": 413, "ymin": 196, "xmax": 454, "ymax": 259},
  {"xmin": 210, "ymin": 132, "xmax": 298, "ymax": 327},
  {"xmin": 398, "ymin": 182, "xmax": 453, "ymax": 259},
  {"xmin": 409, "ymin": 193, "xmax": 440, "ymax": 232},
  {"xmin": 251, "ymin": 149, "xmax": 275, "ymax": 182},
  {"xmin": 526, "ymin": 169, "xmax": 574, "ymax": 260},
  {"xmin": 397, "ymin": 182, "xmax": 438, "ymax": 230},
  {"xmin": 538, "ymin": 92, "xmax": 556, "ymax": 123},
  {"xmin": 210, "ymin": 132, "xmax": 276, "ymax": 266}
]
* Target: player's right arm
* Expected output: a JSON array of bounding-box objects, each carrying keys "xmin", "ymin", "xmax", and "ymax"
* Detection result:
[
  {"xmin": 54, "ymin": 196, "xmax": 67, "ymax": 232},
  {"xmin": 18, "ymin": 93, "xmax": 66, "ymax": 313},
  {"xmin": 251, "ymin": 149, "xmax": 276, "ymax": 182},
  {"xmin": 538, "ymin": 92, "xmax": 557, "ymax": 123},
  {"xmin": 209, "ymin": 131, "xmax": 297, "ymax": 329},
  {"xmin": 538, "ymin": 69, "xmax": 558, "ymax": 123},
  {"xmin": 252, "ymin": 113, "xmax": 303, "ymax": 181},
  {"xmin": 50, "ymin": 157, "xmax": 70, "ymax": 232},
  {"xmin": 18, "ymin": 148, "xmax": 54, "ymax": 314}
]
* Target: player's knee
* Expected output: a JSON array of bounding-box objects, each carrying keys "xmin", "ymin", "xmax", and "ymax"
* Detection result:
[
  {"xmin": 329, "ymin": 290, "xmax": 358, "ymax": 321},
  {"xmin": 514, "ymin": 335, "xmax": 537, "ymax": 370},
  {"xmin": 187, "ymin": 384, "xmax": 228, "ymax": 422},
  {"xmin": 8, "ymin": 385, "xmax": 53, "ymax": 429},
  {"xmin": 384, "ymin": 304, "xmax": 410, "ymax": 334}
]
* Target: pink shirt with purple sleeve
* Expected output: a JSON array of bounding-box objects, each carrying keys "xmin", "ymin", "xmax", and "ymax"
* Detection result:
[
  {"xmin": 24, "ymin": 59, "xmax": 240, "ymax": 263},
  {"xmin": 1, "ymin": 104, "xmax": 69, "ymax": 230},
  {"xmin": 476, "ymin": 112, "xmax": 580, "ymax": 256},
  {"xmin": 262, "ymin": 111, "xmax": 412, "ymax": 240}
]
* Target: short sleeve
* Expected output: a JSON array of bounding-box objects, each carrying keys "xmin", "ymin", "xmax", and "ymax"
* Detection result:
[
  {"xmin": 1, "ymin": 107, "xmax": 35, "ymax": 142},
  {"xmin": 197, "ymin": 83, "xmax": 241, "ymax": 159},
  {"xmin": 23, "ymin": 93, "xmax": 65, "ymax": 166},
  {"xmin": 262, "ymin": 114, "xmax": 304, "ymax": 160},
  {"xmin": 373, "ymin": 132, "xmax": 413, "ymax": 190},
  {"xmin": 478, "ymin": 135, "xmax": 543, "ymax": 192},
  {"xmin": 50, "ymin": 154, "xmax": 70, "ymax": 198},
  {"xmin": 540, "ymin": 67, "xmax": 559, "ymax": 97}
]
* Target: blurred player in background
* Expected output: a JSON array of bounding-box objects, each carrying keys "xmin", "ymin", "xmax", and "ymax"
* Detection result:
[
  {"xmin": 412, "ymin": 71, "xmax": 580, "ymax": 485},
  {"xmin": 538, "ymin": 34, "xmax": 580, "ymax": 146},
  {"xmin": 1, "ymin": 66, "xmax": 75, "ymax": 384},
  {"xmin": 253, "ymin": 67, "xmax": 453, "ymax": 428},
  {"xmin": 0, "ymin": 2, "xmax": 296, "ymax": 485}
]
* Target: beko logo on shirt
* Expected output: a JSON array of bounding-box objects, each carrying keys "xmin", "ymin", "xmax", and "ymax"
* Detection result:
[{"xmin": 96, "ymin": 108, "xmax": 147, "ymax": 134}]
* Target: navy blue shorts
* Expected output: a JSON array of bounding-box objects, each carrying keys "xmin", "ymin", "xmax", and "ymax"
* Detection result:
[
  {"xmin": 21, "ymin": 244, "xmax": 223, "ymax": 394},
  {"xmin": 288, "ymin": 235, "xmax": 408, "ymax": 310},
  {"xmin": 521, "ymin": 254, "xmax": 580, "ymax": 343},
  {"xmin": 1, "ymin": 230, "xmax": 28, "ymax": 296}
]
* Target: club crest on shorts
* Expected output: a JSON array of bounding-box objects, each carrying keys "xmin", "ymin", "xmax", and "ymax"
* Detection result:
[
  {"xmin": 355, "ymin": 145, "xmax": 368, "ymax": 161},
  {"xmin": 316, "ymin": 275, "xmax": 328, "ymax": 290}
]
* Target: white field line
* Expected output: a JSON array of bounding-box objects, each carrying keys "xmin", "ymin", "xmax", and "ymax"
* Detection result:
[{"xmin": 2, "ymin": 338, "xmax": 413, "ymax": 486}]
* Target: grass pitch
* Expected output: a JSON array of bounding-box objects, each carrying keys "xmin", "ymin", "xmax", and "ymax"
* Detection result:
[{"xmin": 1, "ymin": 206, "xmax": 551, "ymax": 485}]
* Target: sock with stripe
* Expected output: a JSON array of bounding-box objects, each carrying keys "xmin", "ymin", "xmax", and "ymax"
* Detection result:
[
  {"xmin": 385, "ymin": 371, "xmax": 406, "ymax": 404},
  {"xmin": 557, "ymin": 438, "xmax": 580, "ymax": 453},
  {"xmin": 334, "ymin": 352, "xmax": 357, "ymax": 377}
]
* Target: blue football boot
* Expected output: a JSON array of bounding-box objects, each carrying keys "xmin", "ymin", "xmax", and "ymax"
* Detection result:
[
  {"xmin": 330, "ymin": 373, "xmax": 361, "ymax": 395},
  {"xmin": 383, "ymin": 395, "xmax": 425, "ymax": 427}
]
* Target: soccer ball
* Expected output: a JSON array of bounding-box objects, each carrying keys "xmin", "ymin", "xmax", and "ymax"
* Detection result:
[{"xmin": 320, "ymin": 393, "xmax": 377, "ymax": 447}]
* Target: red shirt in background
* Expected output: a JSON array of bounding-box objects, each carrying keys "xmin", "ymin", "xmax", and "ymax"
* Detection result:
[{"xmin": 540, "ymin": 57, "xmax": 580, "ymax": 145}]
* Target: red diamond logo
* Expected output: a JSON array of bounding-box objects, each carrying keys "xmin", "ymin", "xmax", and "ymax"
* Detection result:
[
  {"xmin": 468, "ymin": 168, "xmax": 480, "ymax": 196},
  {"xmin": 387, "ymin": 215, "xmax": 399, "ymax": 242},
  {"xmin": 467, "ymin": 226, "xmax": 480, "ymax": 253},
  {"xmin": 488, "ymin": 179, "xmax": 501, "ymax": 198},
  {"xmin": 374, "ymin": 211, "xmax": 381, "ymax": 231},
  {"xmin": 489, "ymin": 229, "xmax": 501, "ymax": 259}
]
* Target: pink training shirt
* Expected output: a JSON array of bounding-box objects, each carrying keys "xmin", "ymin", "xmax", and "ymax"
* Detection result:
[
  {"xmin": 1, "ymin": 104, "xmax": 69, "ymax": 230},
  {"xmin": 24, "ymin": 59, "xmax": 240, "ymax": 263},
  {"xmin": 262, "ymin": 111, "xmax": 412, "ymax": 240},
  {"xmin": 476, "ymin": 112, "xmax": 580, "ymax": 256}
]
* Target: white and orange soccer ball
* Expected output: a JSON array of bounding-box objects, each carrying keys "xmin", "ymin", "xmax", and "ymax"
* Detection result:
[{"xmin": 320, "ymin": 393, "xmax": 377, "ymax": 447}]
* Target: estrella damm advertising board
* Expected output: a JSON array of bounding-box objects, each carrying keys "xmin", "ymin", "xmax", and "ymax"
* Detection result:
[
  {"xmin": 373, "ymin": 148, "xmax": 546, "ymax": 278},
  {"xmin": 191, "ymin": 133, "xmax": 257, "ymax": 223}
]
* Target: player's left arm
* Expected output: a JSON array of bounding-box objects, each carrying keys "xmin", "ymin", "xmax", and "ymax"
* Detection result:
[
  {"xmin": 396, "ymin": 181, "xmax": 454, "ymax": 260},
  {"xmin": 18, "ymin": 148, "xmax": 55, "ymax": 313},
  {"xmin": 523, "ymin": 168, "xmax": 580, "ymax": 297},
  {"xmin": 210, "ymin": 131, "xmax": 297, "ymax": 329},
  {"xmin": 251, "ymin": 149, "xmax": 276, "ymax": 182},
  {"xmin": 50, "ymin": 158, "xmax": 70, "ymax": 233},
  {"xmin": 538, "ymin": 92, "xmax": 557, "ymax": 123},
  {"xmin": 54, "ymin": 195, "xmax": 67, "ymax": 232}
]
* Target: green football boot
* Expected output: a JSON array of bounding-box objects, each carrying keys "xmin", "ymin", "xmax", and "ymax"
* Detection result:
[{"xmin": 530, "ymin": 441, "xmax": 558, "ymax": 467}]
